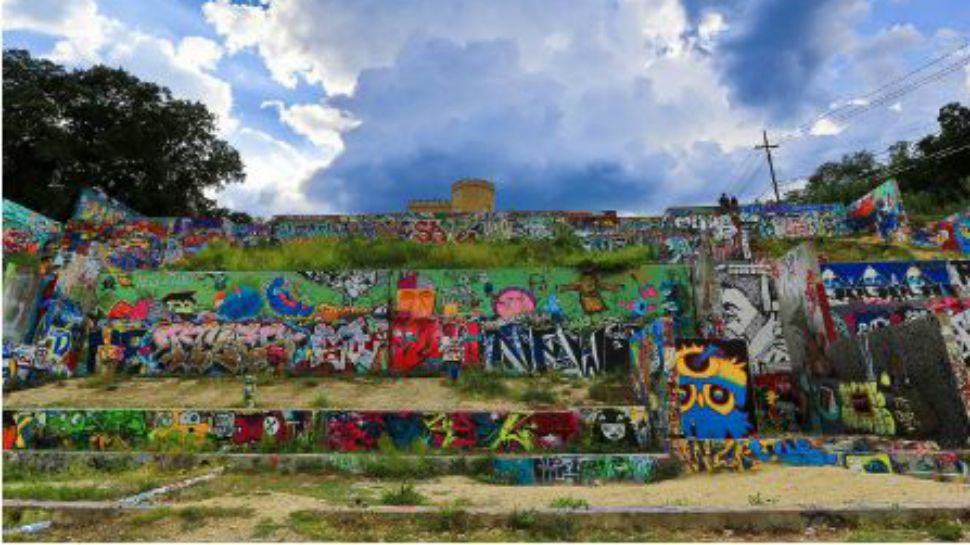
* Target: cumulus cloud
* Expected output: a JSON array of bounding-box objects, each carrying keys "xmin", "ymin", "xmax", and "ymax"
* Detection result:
[
  {"xmin": 261, "ymin": 100, "xmax": 360, "ymax": 151},
  {"xmin": 2, "ymin": 0, "xmax": 115, "ymax": 63}
]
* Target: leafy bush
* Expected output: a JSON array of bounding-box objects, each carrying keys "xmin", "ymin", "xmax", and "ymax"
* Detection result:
[{"xmin": 379, "ymin": 483, "xmax": 427, "ymax": 506}]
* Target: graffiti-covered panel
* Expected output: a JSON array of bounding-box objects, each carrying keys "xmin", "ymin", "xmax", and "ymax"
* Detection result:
[
  {"xmin": 715, "ymin": 263, "xmax": 791, "ymax": 373},
  {"xmin": 674, "ymin": 339, "xmax": 754, "ymax": 439},
  {"xmin": 96, "ymin": 271, "xmax": 390, "ymax": 321},
  {"xmin": 821, "ymin": 261, "xmax": 954, "ymax": 307}
]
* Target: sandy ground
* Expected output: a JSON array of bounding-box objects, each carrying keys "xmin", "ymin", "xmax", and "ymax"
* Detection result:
[
  {"xmin": 413, "ymin": 466, "xmax": 970, "ymax": 509},
  {"xmin": 174, "ymin": 465, "xmax": 970, "ymax": 512},
  {"xmin": 4, "ymin": 375, "xmax": 602, "ymax": 410},
  {"xmin": 148, "ymin": 465, "xmax": 970, "ymax": 540}
]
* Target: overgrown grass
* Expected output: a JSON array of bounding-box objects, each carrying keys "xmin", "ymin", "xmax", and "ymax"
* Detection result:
[
  {"xmin": 519, "ymin": 384, "xmax": 559, "ymax": 406},
  {"xmin": 449, "ymin": 367, "xmax": 510, "ymax": 399},
  {"xmin": 379, "ymin": 483, "xmax": 427, "ymax": 506},
  {"xmin": 169, "ymin": 236, "xmax": 659, "ymax": 272}
]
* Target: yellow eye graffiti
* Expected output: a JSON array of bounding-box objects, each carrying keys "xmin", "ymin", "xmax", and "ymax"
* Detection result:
[
  {"xmin": 679, "ymin": 382, "xmax": 737, "ymax": 415},
  {"xmin": 679, "ymin": 384, "xmax": 697, "ymax": 412},
  {"xmin": 703, "ymin": 384, "xmax": 736, "ymax": 415}
]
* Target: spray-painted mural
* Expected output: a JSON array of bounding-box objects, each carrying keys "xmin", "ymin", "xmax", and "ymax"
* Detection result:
[
  {"xmin": 3, "ymin": 408, "xmax": 657, "ymax": 454},
  {"xmin": 775, "ymin": 243, "xmax": 833, "ymax": 371},
  {"xmin": 846, "ymin": 179, "xmax": 908, "ymax": 242},
  {"xmin": 715, "ymin": 263, "xmax": 791, "ymax": 373},
  {"xmin": 2, "ymin": 200, "xmax": 62, "ymax": 257},
  {"xmin": 492, "ymin": 454, "xmax": 661, "ymax": 485},
  {"xmin": 72, "ymin": 187, "xmax": 142, "ymax": 223},
  {"xmin": 821, "ymin": 261, "xmax": 954, "ymax": 308},
  {"xmin": 674, "ymin": 339, "xmax": 753, "ymax": 440}
]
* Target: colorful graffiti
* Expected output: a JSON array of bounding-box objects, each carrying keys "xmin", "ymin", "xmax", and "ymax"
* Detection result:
[
  {"xmin": 821, "ymin": 261, "xmax": 954, "ymax": 307},
  {"xmin": 2, "ymin": 199, "xmax": 61, "ymax": 256},
  {"xmin": 3, "ymin": 409, "xmax": 649, "ymax": 454},
  {"xmin": 672, "ymin": 437, "xmax": 839, "ymax": 472},
  {"xmin": 846, "ymin": 179, "xmax": 908, "ymax": 242},
  {"xmin": 493, "ymin": 454, "xmax": 661, "ymax": 485},
  {"xmin": 675, "ymin": 339, "xmax": 753, "ymax": 439}
]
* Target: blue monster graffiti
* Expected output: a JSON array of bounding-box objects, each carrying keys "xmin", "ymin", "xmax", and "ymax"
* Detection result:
[
  {"xmin": 266, "ymin": 277, "xmax": 314, "ymax": 317},
  {"xmin": 215, "ymin": 285, "xmax": 263, "ymax": 320},
  {"xmin": 675, "ymin": 339, "xmax": 753, "ymax": 440}
]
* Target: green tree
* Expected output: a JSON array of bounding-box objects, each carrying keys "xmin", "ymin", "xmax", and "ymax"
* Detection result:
[
  {"xmin": 792, "ymin": 102, "xmax": 970, "ymax": 217},
  {"xmin": 2, "ymin": 49, "xmax": 245, "ymax": 220}
]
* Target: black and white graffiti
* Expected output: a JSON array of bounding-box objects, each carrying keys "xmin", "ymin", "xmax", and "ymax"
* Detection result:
[{"xmin": 716, "ymin": 264, "xmax": 791, "ymax": 373}]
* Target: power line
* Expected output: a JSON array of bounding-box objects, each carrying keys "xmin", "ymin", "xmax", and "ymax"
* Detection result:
[{"xmin": 775, "ymin": 40, "xmax": 970, "ymax": 145}]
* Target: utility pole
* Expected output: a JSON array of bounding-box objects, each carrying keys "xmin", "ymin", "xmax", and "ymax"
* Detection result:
[{"xmin": 754, "ymin": 130, "xmax": 781, "ymax": 203}]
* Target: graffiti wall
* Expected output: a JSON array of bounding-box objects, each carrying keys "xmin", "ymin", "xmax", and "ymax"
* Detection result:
[
  {"xmin": 846, "ymin": 179, "xmax": 908, "ymax": 242},
  {"xmin": 672, "ymin": 437, "xmax": 839, "ymax": 472},
  {"xmin": 2, "ymin": 199, "xmax": 61, "ymax": 256},
  {"xmin": 821, "ymin": 261, "xmax": 954, "ymax": 309},
  {"xmin": 775, "ymin": 242, "xmax": 832, "ymax": 372},
  {"xmin": 739, "ymin": 203, "xmax": 849, "ymax": 239},
  {"xmin": 96, "ymin": 271, "xmax": 390, "ymax": 322},
  {"xmin": 715, "ymin": 263, "xmax": 791, "ymax": 373},
  {"xmin": 674, "ymin": 339, "xmax": 754, "ymax": 440},
  {"xmin": 72, "ymin": 187, "xmax": 142, "ymax": 223},
  {"xmin": 819, "ymin": 316, "xmax": 970, "ymax": 447},
  {"xmin": 492, "ymin": 454, "xmax": 661, "ymax": 485},
  {"xmin": 2, "ymin": 408, "xmax": 656, "ymax": 453}
]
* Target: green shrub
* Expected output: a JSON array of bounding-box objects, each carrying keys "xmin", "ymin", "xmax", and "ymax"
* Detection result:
[
  {"xmin": 379, "ymin": 483, "xmax": 427, "ymax": 506},
  {"xmin": 452, "ymin": 368, "xmax": 509, "ymax": 398},
  {"xmin": 928, "ymin": 519, "xmax": 964, "ymax": 542}
]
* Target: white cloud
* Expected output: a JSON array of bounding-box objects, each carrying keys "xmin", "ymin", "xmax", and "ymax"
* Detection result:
[
  {"xmin": 261, "ymin": 100, "xmax": 360, "ymax": 151},
  {"xmin": 2, "ymin": 0, "xmax": 114, "ymax": 63},
  {"xmin": 215, "ymin": 128, "xmax": 338, "ymax": 217},
  {"xmin": 810, "ymin": 118, "xmax": 844, "ymax": 136}
]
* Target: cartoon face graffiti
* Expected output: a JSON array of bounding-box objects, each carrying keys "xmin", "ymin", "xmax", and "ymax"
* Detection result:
[
  {"xmin": 492, "ymin": 287, "xmax": 536, "ymax": 320},
  {"xmin": 905, "ymin": 266, "xmax": 926, "ymax": 296},
  {"xmin": 591, "ymin": 409, "xmax": 636, "ymax": 445},
  {"xmin": 861, "ymin": 266, "xmax": 885, "ymax": 297},
  {"xmin": 161, "ymin": 291, "xmax": 197, "ymax": 318},
  {"xmin": 397, "ymin": 288, "xmax": 435, "ymax": 318},
  {"xmin": 676, "ymin": 341, "xmax": 752, "ymax": 439}
]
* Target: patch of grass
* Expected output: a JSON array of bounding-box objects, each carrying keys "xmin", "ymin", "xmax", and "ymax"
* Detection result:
[
  {"xmin": 549, "ymin": 496, "xmax": 590, "ymax": 510},
  {"xmin": 379, "ymin": 482, "xmax": 427, "ymax": 506},
  {"xmin": 423, "ymin": 506, "xmax": 470, "ymax": 533},
  {"xmin": 451, "ymin": 367, "xmax": 510, "ymax": 399},
  {"xmin": 174, "ymin": 237, "xmax": 660, "ymax": 272},
  {"xmin": 507, "ymin": 510, "xmax": 577, "ymax": 541},
  {"xmin": 310, "ymin": 392, "xmax": 330, "ymax": 408},
  {"xmin": 927, "ymin": 519, "xmax": 964, "ymax": 542},
  {"xmin": 251, "ymin": 517, "xmax": 286, "ymax": 539},
  {"xmin": 587, "ymin": 372, "xmax": 633, "ymax": 404},
  {"xmin": 746, "ymin": 491, "xmax": 777, "ymax": 506},
  {"xmin": 2, "ymin": 462, "xmax": 198, "ymax": 502},
  {"xmin": 175, "ymin": 506, "xmax": 253, "ymax": 530},
  {"xmin": 519, "ymin": 384, "xmax": 559, "ymax": 406}
]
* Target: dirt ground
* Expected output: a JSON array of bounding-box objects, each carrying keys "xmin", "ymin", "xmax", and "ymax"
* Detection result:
[
  {"xmin": 6, "ymin": 465, "xmax": 969, "ymax": 541},
  {"xmin": 3, "ymin": 375, "xmax": 602, "ymax": 410}
]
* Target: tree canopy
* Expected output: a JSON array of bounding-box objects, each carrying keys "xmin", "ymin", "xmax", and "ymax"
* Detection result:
[
  {"xmin": 792, "ymin": 102, "xmax": 970, "ymax": 217},
  {"xmin": 2, "ymin": 49, "xmax": 245, "ymax": 220}
]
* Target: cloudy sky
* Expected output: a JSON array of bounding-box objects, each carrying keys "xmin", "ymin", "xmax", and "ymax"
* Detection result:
[{"xmin": 4, "ymin": 0, "xmax": 969, "ymax": 217}]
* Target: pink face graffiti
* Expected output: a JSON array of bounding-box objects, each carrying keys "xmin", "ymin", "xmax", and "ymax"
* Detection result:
[{"xmin": 493, "ymin": 288, "xmax": 536, "ymax": 319}]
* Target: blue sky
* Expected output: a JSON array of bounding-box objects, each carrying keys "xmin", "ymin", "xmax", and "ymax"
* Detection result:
[{"xmin": 4, "ymin": 0, "xmax": 969, "ymax": 217}]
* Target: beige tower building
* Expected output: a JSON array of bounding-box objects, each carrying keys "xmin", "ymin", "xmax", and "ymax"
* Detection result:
[{"xmin": 407, "ymin": 178, "xmax": 495, "ymax": 213}]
